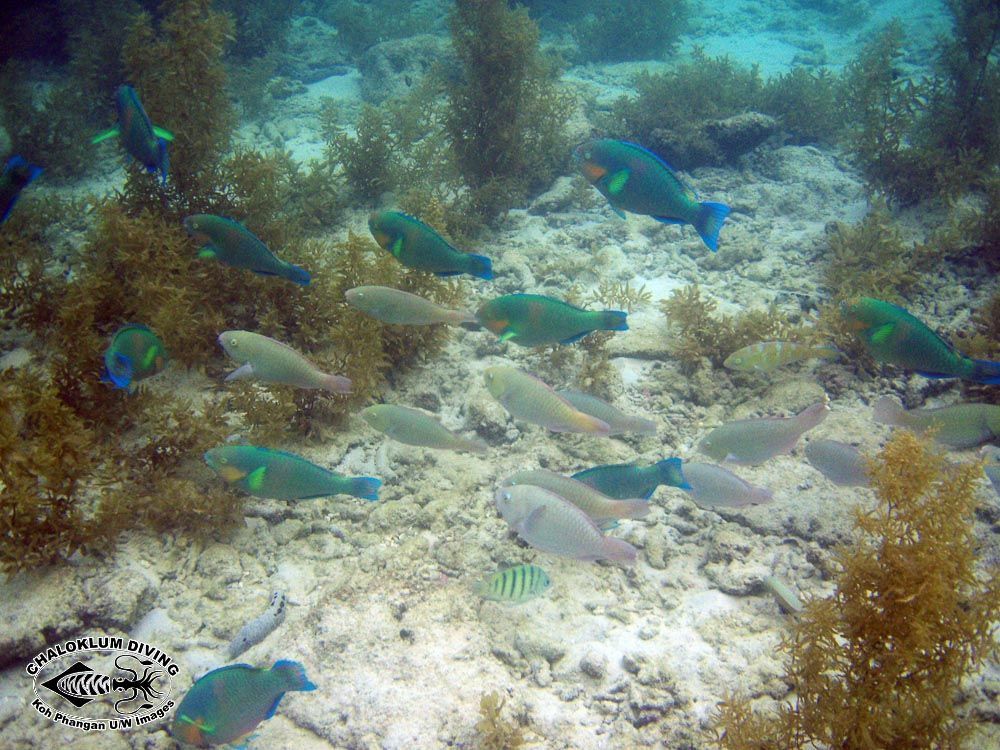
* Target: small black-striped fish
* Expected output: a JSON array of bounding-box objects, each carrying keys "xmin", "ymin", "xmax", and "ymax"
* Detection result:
[{"xmin": 474, "ymin": 564, "xmax": 550, "ymax": 603}]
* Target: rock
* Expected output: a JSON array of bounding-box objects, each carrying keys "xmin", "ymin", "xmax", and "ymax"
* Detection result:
[
  {"xmin": 701, "ymin": 524, "xmax": 771, "ymax": 595},
  {"xmin": 580, "ymin": 651, "xmax": 608, "ymax": 679},
  {"xmin": 703, "ymin": 112, "xmax": 780, "ymax": 162},
  {"xmin": 282, "ymin": 16, "xmax": 351, "ymax": 84},
  {"xmin": 528, "ymin": 176, "xmax": 581, "ymax": 215},
  {"xmin": 358, "ymin": 35, "xmax": 450, "ymax": 104},
  {"xmin": 466, "ymin": 393, "xmax": 512, "ymax": 443},
  {"xmin": 0, "ymin": 569, "xmax": 85, "ymax": 670}
]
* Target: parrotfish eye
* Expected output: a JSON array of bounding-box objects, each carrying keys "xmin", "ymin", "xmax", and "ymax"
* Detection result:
[{"xmin": 229, "ymin": 337, "xmax": 239, "ymax": 347}]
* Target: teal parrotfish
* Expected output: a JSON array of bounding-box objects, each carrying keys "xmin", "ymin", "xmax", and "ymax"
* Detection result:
[
  {"xmin": 571, "ymin": 458, "xmax": 690, "ymax": 500},
  {"xmin": 573, "ymin": 138, "xmax": 731, "ymax": 251},
  {"xmin": 102, "ymin": 323, "xmax": 168, "ymax": 390},
  {"xmin": 183, "ymin": 214, "xmax": 311, "ymax": 285},
  {"xmin": 92, "ymin": 85, "xmax": 173, "ymax": 185},
  {"xmin": 218, "ymin": 330, "xmax": 351, "ymax": 393},
  {"xmin": 840, "ymin": 296, "xmax": 1000, "ymax": 384},
  {"xmin": 476, "ymin": 294, "xmax": 627, "ymax": 347},
  {"xmin": 475, "ymin": 564, "xmax": 551, "ymax": 603},
  {"xmin": 172, "ymin": 660, "xmax": 316, "ymax": 747},
  {"xmin": 204, "ymin": 445, "xmax": 381, "ymax": 501},
  {"xmin": 0, "ymin": 155, "xmax": 42, "ymax": 224},
  {"xmin": 368, "ymin": 210, "xmax": 493, "ymax": 280}
]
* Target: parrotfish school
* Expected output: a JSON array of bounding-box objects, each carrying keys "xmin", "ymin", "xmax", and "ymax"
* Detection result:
[
  {"xmin": 102, "ymin": 323, "xmax": 168, "ymax": 390},
  {"xmin": 574, "ymin": 138, "xmax": 731, "ymax": 251},
  {"xmin": 172, "ymin": 660, "xmax": 315, "ymax": 747},
  {"xmin": 476, "ymin": 293, "xmax": 628, "ymax": 346},
  {"xmin": 92, "ymin": 85, "xmax": 173, "ymax": 185},
  {"xmin": 368, "ymin": 210, "xmax": 493, "ymax": 279},
  {"xmin": 183, "ymin": 214, "xmax": 312, "ymax": 285},
  {"xmin": 5, "ymin": 2, "xmax": 1000, "ymax": 748}
]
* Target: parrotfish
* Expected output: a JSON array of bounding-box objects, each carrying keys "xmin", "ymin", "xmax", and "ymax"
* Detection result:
[
  {"xmin": 476, "ymin": 294, "xmax": 627, "ymax": 347},
  {"xmin": 502, "ymin": 469, "xmax": 649, "ymax": 528},
  {"xmin": 840, "ymin": 297, "xmax": 1000, "ymax": 384},
  {"xmin": 172, "ymin": 660, "xmax": 315, "ymax": 747},
  {"xmin": 682, "ymin": 462, "xmax": 774, "ymax": 508},
  {"xmin": 102, "ymin": 323, "xmax": 168, "ymax": 390},
  {"xmin": 981, "ymin": 446, "xmax": 1000, "ymax": 499},
  {"xmin": 763, "ymin": 575, "xmax": 804, "ymax": 616},
  {"xmin": 228, "ymin": 592, "xmax": 286, "ymax": 660},
  {"xmin": 573, "ymin": 138, "xmax": 731, "ymax": 251},
  {"xmin": 873, "ymin": 395, "xmax": 1000, "ymax": 449},
  {"xmin": 483, "ymin": 365, "xmax": 611, "ymax": 435},
  {"xmin": 204, "ymin": 445, "xmax": 380, "ymax": 501},
  {"xmin": 0, "ymin": 155, "xmax": 42, "ymax": 224},
  {"xmin": 804, "ymin": 439, "xmax": 870, "ymax": 487},
  {"xmin": 218, "ymin": 330, "xmax": 351, "ymax": 393},
  {"xmin": 698, "ymin": 400, "xmax": 829, "ymax": 465},
  {"xmin": 345, "ymin": 286, "xmax": 476, "ymax": 326},
  {"xmin": 368, "ymin": 210, "xmax": 493, "ymax": 280},
  {"xmin": 184, "ymin": 214, "xmax": 311, "ymax": 285},
  {"xmin": 92, "ymin": 85, "xmax": 173, "ymax": 185},
  {"xmin": 571, "ymin": 458, "xmax": 690, "ymax": 500},
  {"xmin": 494, "ymin": 485, "xmax": 637, "ymax": 564},
  {"xmin": 361, "ymin": 404, "xmax": 487, "ymax": 452},
  {"xmin": 475, "ymin": 564, "xmax": 551, "ymax": 603},
  {"xmin": 556, "ymin": 390, "xmax": 655, "ymax": 435},
  {"xmin": 723, "ymin": 341, "xmax": 840, "ymax": 373}
]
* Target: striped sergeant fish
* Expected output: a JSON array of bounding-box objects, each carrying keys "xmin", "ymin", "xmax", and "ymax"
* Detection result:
[{"xmin": 475, "ymin": 564, "xmax": 551, "ymax": 603}]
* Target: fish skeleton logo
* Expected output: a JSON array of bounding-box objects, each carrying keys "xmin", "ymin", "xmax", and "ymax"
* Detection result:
[{"xmin": 27, "ymin": 636, "xmax": 178, "ymax": 732}]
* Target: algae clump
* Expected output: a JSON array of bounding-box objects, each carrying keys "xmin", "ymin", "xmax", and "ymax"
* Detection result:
[{"xmin": 713, "ymin": 431, "xmax": 1000, "ymax": 749}]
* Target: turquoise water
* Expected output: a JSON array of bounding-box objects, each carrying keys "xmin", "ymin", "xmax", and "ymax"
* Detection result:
[{"xmin": 0, "ymin": 1, "xmax": 997, "ymax": 748}]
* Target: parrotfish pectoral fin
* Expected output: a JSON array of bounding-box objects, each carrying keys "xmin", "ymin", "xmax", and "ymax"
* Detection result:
[
  {"xmin": 693, "ymin": 201, "xmax": 730, "ymax": 252},
  {"xmin": 390, "ymin": 236, "xmax": 405, "ymax": 258},
  {"xmin": 521, "ymin": 506, "xmax": 547, "ymax": 533},
  {"xmin": 607, "ymin": 169, "xmax": 630, "ymax": 195},
  {"xmin": 868, "ymin": 323, "xmax": 895, "ymax": 345},
  {"xmin": 153, "ymin": 125, "xmax": 174, "ymax": 142},
  {"xmin": 246, "ymin": 465, "xmax": 267, "ymax": 491},
  {"xmin": 499, "ymin": 330, "xmax": 518, "ymax": 342},
  {"xmin": 157, "ymin": 138, "xmax": 169, "ymax": 185},
  {"xmin": 91, "ymin": 126, "xmax": 121, "ymax": 144},
  {"xmin": 225, "ymin": 363, "xmax": 255, "ymax": 382},
  {"xmin": 197, "ymin": 245, "xmax": 218, "ymax": 259}
]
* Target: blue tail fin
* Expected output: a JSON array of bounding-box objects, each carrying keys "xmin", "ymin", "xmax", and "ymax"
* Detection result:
[
  {"xmin": 657, "ymin": 457, "xmax": 691, "ymax": 490},
  {"xmin": 271, "ymin": 660, "xmax": 317, "ymax": 692},
  {"xmin": 694, "ymin": 201, "xmax": 730, "ymax": 252},
  {"xmin": 350, "ymin": 476, "xmax": 382, "ymax": 502},
  {"xmin": 465, "ymin": 254, "xmax": 493, "ymax": 281},
  {"xmin": 971, "ymin": 358, "xmax": 1000, "ymax": 385},
  {"xmin": 284, "ymin": 263, "xmax": 312, "ymax": 286},
  {"xmin": 600, "ymin": 310, "xmax": 628, "ymax": 332}
]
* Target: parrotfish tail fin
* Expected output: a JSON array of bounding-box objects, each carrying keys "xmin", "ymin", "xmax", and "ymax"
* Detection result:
[
  {"xmin": 322, "ymin": 375, "xmax": 353, "ymax": 394},
  {"xmin": 750, "ymin": 486, "xmax": 774, "ymax": 505},
  {"xmin": 465, "ymin": 254, "xmax": 493, "ymax": 281},
  {"xmin": 600, "ymin": 537, "xmax": 638, "ymax": 565},
  {"xmin": 796, "ymin": 400, "xmax": 830, "ymax": 431},
  {"xmin": 461, "ymin": 437, "xmax": 490, "ymax": 453},
  {"xmin": 108, "ymin": 353, "xmax": 134, "ymax": 390},
  {"xmin": 872, "ymin": 395, "xmax": 905, "ymax": 426},
  {"xmin": 694, "ymin": 201, "xmax": 730, "ymax": 252},
  {"xmin": 600, "ymin": 310, "xmax": 629, "ymax": 333},
  {"xmin": 450, "ymin": 309, "xmax": 479, "ymax": 326},
  {"xmin": 272, "ymin": 660, "xmax": 317, "ymax": 692},
  {"xmin": 284, "ymin": 263, "xmax": 311, "ymax": 286},
  {"xmin": 6, "ymin": 156, "xmax": 43, "ymax": 186},
  {"xmin": 970, "ymin": 358, "xmax": 1000, "ymax": 385},
  {"xmin": 349, "ymin": 476, "xmax": 382, "ymax": 502},
  {"xmin": 617, "ymin": 499, "xmax": 650, "ymax": 520},
  {"xmin": 157, "ymin": 138, "xmax": 169, "ymax": 185},
  {"xmin": 657, "ymin": 457, "xmax": 691, "ymax": 490},
  {"xmin": 91, "ymin": 126, "xmax": 120, "ymax": 144}
]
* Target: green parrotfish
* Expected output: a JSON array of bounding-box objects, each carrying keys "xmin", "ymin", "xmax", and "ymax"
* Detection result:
[
  {"xmin": 574, "ymin": 138, "xmax": 731, "ymax": 251},
  {"xmin": 345, "ymin": 286, "xmax": 476, "ymax": 326},
  {"xmin": 571, "ymin": 458, "xmax": 690, "ymax": 500},
  {"xmin": 172, "ymin": 660, "xmax": 315, "ymax": 747},
  {"xmin": 218, "ymin": 330, "xmax": 351, "ymax": 393},
  {"xmin": 204, "ymin": 445, "xmax": 381, "ymax": 501},
  {"xmin": 368, "ymin": 210, "xmax": 493, "ymax": 279},
  {"xmin": 360, "ymin": 404, "xmax": 487, "ymax": 452},
  {"xmin": 873, "ymin": 395, "xmax": 1000, "ymax": 449},
  {"xmin": 723, "ymin": 341, "xmax": 840, "ymax": 373},
  {"xmin": 475, "ymin": 564, "xmax": 551, "ymax": 603},
  {"xmin": 92, "ymin": 85, "xmax": 173, "ymax": 185},
  {"xmin": 698, "ymin": 400, "xmax": 829, "ymax": 465},
  {"xmin": 184, "ymin": 214, "xmax": 311, "ymax": 285},
  {"xmin": 483, "ymin": 365, "xmax": 611, "ymax": 435},
  {"xmin": 0, "ymin": 155, "xmax": 42, "ymax": 224},
  {"xmin": 476, "ymin": 294, "xmax": 627, "ymax": 347},
  {"xmin": 840, "ymin": 297, "xmax": 1000, "ymax": 384},
  {"xmin": 102, "ymin": 323, "xmax": 168, "ymax": 390},
  {"xmin": 556, "ymin": 390, "xmax": 655, "ymax": 435}
]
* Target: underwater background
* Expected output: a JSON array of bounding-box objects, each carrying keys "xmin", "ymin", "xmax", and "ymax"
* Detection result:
[{"xmin": 1, "ymin": 0, "xmax": 999, "ymax": 747}]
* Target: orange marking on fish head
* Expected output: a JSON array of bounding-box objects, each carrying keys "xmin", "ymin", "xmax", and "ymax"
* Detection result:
[
  {"xmin": 579, "ymin": 160, "xmax": 607, "ymax": 183},
  {"xmin": 371, "ymin": 230, "xmax": 392, "ymax": 250},
  {"xmin": 483, "ymin": 317, "xmax": 509, "ymax": 335}
]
